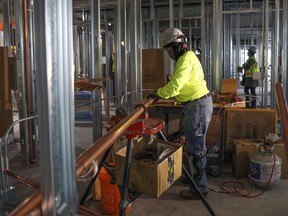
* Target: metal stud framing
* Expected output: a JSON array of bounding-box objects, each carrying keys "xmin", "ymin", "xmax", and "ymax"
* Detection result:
[
  {"xmin": 34, "ymin": 0, "xmax": 77, "ymax": 215},
  {"xmin": 116, "ymin": 0, "xmax": 127, "ymax": 109},
  {"xmin": 91, "ymin": 0, "xmax": 102, "ymax": 141}
]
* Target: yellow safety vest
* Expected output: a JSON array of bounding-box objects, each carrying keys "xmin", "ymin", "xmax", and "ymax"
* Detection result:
[
  {"xmin": 244, "ymin": 56, "xmax": 260, "ymax": 78},
  {"xmin": 157, "ymin": 51, "xmax": 209, "ymax": 102}
]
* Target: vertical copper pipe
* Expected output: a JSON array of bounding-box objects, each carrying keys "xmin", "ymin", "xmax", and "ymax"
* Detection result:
[
  {"xmin": 23, "ymin": 0, "xmax": 34, "ymax": 163},
  {"xmin": 275, "ymin": 83, "xmax": 288, "ymax": 164},
  {"xmin": 9, "ymin": 98, "xmax": 155, "ymax": 215}
]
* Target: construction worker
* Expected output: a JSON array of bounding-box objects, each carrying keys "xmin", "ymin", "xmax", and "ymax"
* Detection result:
[
  {"xmin": 242, "ymin": 46, "xmax": 260, "ymax": 108},
  {"xmin": 147, "ymin": 28, "xmax": 212, "ymax": 200}
]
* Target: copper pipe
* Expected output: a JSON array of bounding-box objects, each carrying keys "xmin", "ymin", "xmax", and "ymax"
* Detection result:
[
  {"xmin": 152, "ymin": 99, "xmax": 178, "ymax": 106},
  {"xmin": 4, "ymin": 169, "xmax": 40, "ymax": 189},
  {"xmin": 74, "ymin": 80, "xmax": 104, "ymax": 90},
  {"xmin": 9, "ymin": 98, "xmax": 155, "ymax": 215},
  {"xmin": 275, "ymin": 83, "xmax": 288, "ymax": 163},
  {"xmin": 76, "ymin": 98, "xmax": 154, "ymax": 177},
  {"xmin": 10, "ymin": 192, "xmax": 102, "ymax": 216},
  {"xmin": 9, "ymin": 191, "xmax": 42, "ymax": 216},
  {"xmin": 22, "ymin": 0, "xmax": 35, "ymax": 163},
  {"xmin": 88, "ymin": 76, "xmax": 112, "ymax": 82}
]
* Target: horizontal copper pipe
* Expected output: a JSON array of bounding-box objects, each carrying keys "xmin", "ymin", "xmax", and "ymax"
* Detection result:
[
  {"xmin": 9, "ymin": 98, "xmax": 155, "ymax": 215},
  {"xmin": 275, "ymin": 83, "xmax": 288, "ymax": 163},
  {"xmin": 89, "ymin": 76, "xmax": 112, "ymax": 82},
  {"xmin": 9, "ymin": 191, "xmax": 42, "ymax": 216},
  {"xmin": 4, "ymin": 169, "xmax": 40, "ymax": 189},
  {"xmin": 9, "ymin": 191, "xmax": 101, "ymax": 216},
  {"xmin": 76, "ymin": 98, "xmax": 154, "ymax": 177},
  {"xmin": 74, "ymin": 80, "xmax": 104, "ymax": 90}
]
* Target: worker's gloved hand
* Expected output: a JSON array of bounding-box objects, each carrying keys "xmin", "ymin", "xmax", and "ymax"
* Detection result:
[{"xmin": 146, "ymin": 91, "xmax": 160, "ymax": 102}]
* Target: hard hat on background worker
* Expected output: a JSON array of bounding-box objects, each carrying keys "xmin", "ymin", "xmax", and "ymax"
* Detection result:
[
  {"xmin": 162, "ymin": 28, "xmax": 186, "ymax": 48},
  {"xmin": 247, "ymin": 46, "xmax": 257, "ymax": 54}
]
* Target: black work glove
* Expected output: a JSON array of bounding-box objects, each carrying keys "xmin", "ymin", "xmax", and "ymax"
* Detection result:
[{"xmin": 146, "ymin": 91, "xmax": 160, "ymax": 102}]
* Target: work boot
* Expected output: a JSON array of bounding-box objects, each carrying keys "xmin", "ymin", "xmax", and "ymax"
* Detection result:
[{"xmin": 180, "ymin": 189, "xmax": 208, "ymax": 200}]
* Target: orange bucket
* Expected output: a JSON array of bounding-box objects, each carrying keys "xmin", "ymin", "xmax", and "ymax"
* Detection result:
[{"xmin": 99, "ymin": 165, "xmax": 132, "ymax": 215}]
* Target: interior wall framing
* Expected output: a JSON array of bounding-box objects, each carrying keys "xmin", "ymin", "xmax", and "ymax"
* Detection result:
[
  {"xmin": 141, "ymin": 0, "xmax": 287, "ymax": 108},
  {"xmin": 34, "ymin": 0, "xmax": 78, "ymax": 214}
]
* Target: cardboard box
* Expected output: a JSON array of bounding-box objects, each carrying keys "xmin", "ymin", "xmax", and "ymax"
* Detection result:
[
  {"xmin": 233, "ymin": 139, "xmax": 288, "ymax": 179},
  {"xmin": 0, "ymin": 47, "xmax": 11, "ymax": 111},
  {"xmin": 0, "ymin": 47, "xmax": 13, "ymax": 137},
  {"xmin": 232, "ymin": 139, "xmax": 263, "ymax": 179},
  {"xmin": 224, "ymin": 108, "xmax": 277, "ymax": 161},
  {"xmin": 221, "ymin": 78, "xmax": 238, "ymax": 93},
  {"xmin": 142, "ymin": 49, "xmax": 167, "ymax": 98},
  {"xmin": 274, "ymin": 143, "xmax": 288, "ymax": 179},
  {"xmin": 218, "ymin": 79, "xmax": 239, "ymax": 103},
  {"xmin": 114, "ymin": 137, "xmax": 182, "ymax": 198}
]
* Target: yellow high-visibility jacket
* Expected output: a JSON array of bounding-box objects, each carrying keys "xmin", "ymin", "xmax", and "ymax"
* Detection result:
[
  {"xmin": 243, "ymin": 56, "xmax": 260, "ymax": 78},
  {"xmin": 157, "ymin": 51, "xmax": 209, "ymax": 103}
]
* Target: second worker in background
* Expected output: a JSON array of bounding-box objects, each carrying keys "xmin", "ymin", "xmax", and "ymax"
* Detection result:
[
  {"xmin": 147, "ymin": 27, "xmax": 213, "ymax": 200},
  {"xmin": 242, "ymin": 46, "xmax": 260, "ymax": 108}
]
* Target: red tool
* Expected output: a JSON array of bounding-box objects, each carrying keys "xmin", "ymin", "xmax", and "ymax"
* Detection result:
[
  {"xmin": 107, "ymin": 107, "xmax": 165, "ymax": 139},
  {"xmin": 124, "ymin": 116, "xmax": 165, "ymax": 140},
  {"xmin": 107, "ymin": 107, "xmax": 165, "ymax": 216}
]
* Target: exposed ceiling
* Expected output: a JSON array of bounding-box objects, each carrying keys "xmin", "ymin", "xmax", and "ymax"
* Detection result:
[
  {"xmin": 0, "ymin": 0, "xmax": 264, "ymax": 21},
  {"xmin": 0, "ymin": 0, "xmax": 209, "ymax": 14}
]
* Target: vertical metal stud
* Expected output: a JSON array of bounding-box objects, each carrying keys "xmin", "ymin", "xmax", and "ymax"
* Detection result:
[
  {"xmin": 14, "ymin": 0, "xmax": 30, "ymax": 163},
  {"xmin": 91, "ymin": 0, "xmax": 102, "ymax": 141},
  {"xmin": 116, "ymin": 0, "xmax": 127, "ymax": 109},
  {"xmin": 201, "ymin": 0, "xmax": 207, "ymax": 79},
  {"xmin": 271, "ymin": 0, "xmax": 280, "ymax": 108},
  {"xmin": 34, "ymin": 0, "xmax": 77, "ymax": 214},
  {"xmin": 168, "ymin": 0, "xmax": 174, "ymax": 77},
  {"xmin": 283, "ymin": 0, "xmax": 288, "ymax": 95},
  {"xmin": 127, "ymin": 0, "xmax": 142, "ymax": 111},
  {"xmin": 263, "ymin": 0, "xmax": 269, "ymax": 107},
  {"xmin": 212, "ymin": 0, "xmax": 223, "ymax": 91},
  {"xmin": 150, "ymin": 0, "xmax": 157, "ymax": 48}
]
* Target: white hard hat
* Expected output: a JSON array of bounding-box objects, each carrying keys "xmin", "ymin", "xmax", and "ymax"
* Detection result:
[
  {"xmin": 162, "ymin": 28, "xmax": 185, "ymax": 47},
  {"xmin": 247, "ymin": 46, "xmax": 257, "ymax": 53}
]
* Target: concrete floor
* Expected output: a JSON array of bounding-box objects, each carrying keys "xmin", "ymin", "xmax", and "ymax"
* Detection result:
[
  {"xmin": 123, "ymin": 173, "xmax": 288, "ymax": 216},
  {"xmin": 2, "ymin": 120, "xmax": 288, "ymax": 216}
]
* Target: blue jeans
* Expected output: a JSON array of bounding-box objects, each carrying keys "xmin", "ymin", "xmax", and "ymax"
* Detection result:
[
  {"xmin": 181, "ymin": 96, "xmax": 213, "ymax": 193},
  {"xmin": 244, "ymin": 87, "xmax": 256, "ymax": 108}
]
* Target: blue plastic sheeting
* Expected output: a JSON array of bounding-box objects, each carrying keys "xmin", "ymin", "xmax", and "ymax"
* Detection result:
[
  {"xmin": 75, "ymin": 111, "xmax": 92, "ymax": 121},
  {"xmin": 74, "ymin": 91, "xmax": 92, "ymax": 100}
]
